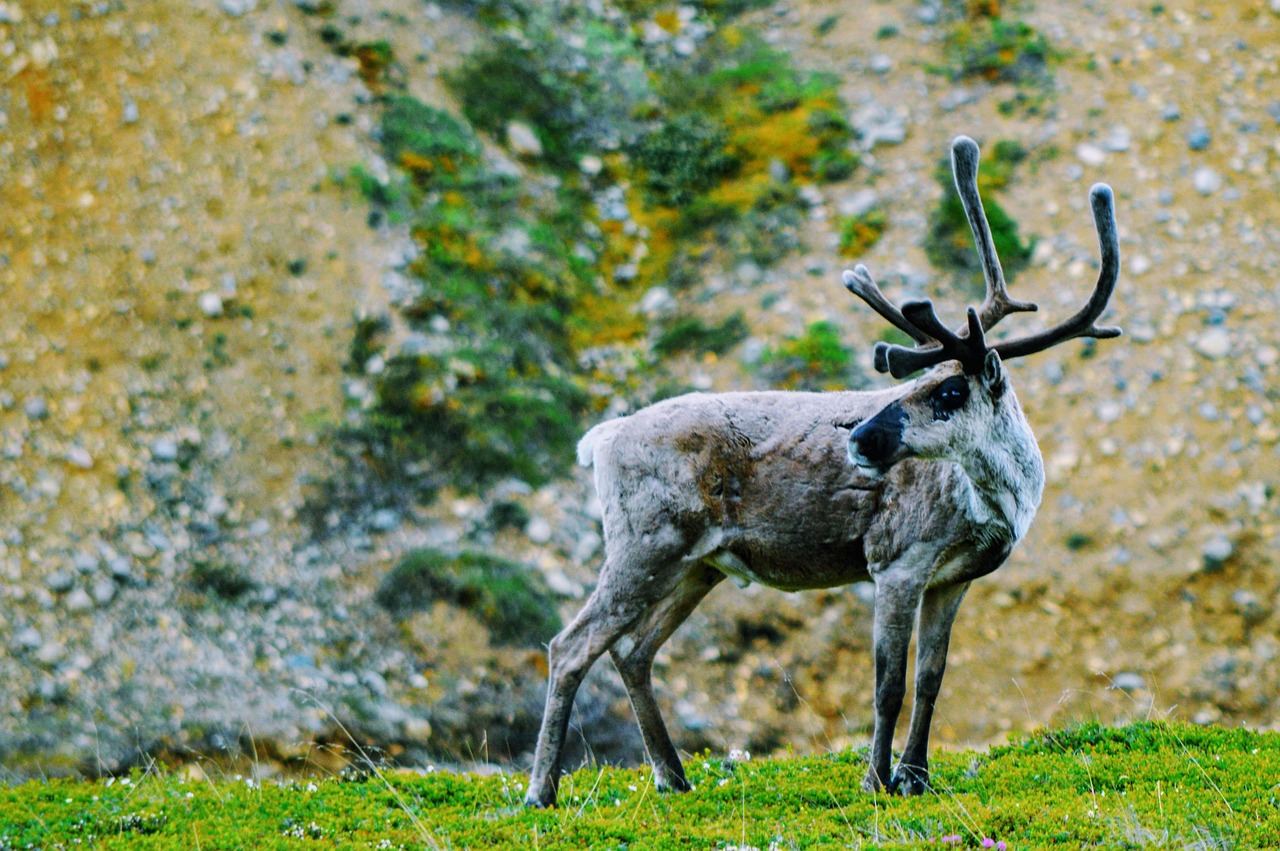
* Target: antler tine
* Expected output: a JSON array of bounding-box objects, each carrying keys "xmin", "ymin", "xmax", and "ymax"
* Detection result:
[
  {"xmin": 842, "ymin": 266, "xmax": 934, "ymax": 346},
  {"xmin": 876, "ymin": 303, "xmax": 987, "ymax": 379},
  {"xmin": 992, "ymin": 183, "xmax": 1122, "ymax": 362},
  {"xmin": 951, "ymin": 136, "xmax": 1039, "ymax": 331}
]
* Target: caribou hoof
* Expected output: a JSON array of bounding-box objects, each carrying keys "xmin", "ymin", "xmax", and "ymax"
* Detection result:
[
  {"xmin": 888, "ymin": 764, "xmax": 930, "ymax": 796},
  {"xmin": 860, "ymin": 768, "xmax": 885, "ymax": 793},
  {"xmin": 524, "ymin": 785, "xmax": 558, "ymax": 809},
  {"xmin": 653, "ymin": 767, "xmax": 694, "ymax": 794}
]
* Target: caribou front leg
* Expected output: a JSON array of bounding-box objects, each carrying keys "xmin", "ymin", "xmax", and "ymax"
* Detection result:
[
  {"xmin": 889, "ymin": 581, "xmax": 969, "ymax": 796},
  {"xmin": 862, "ymin": 562, "xmax": 926, "ymax": 793}
]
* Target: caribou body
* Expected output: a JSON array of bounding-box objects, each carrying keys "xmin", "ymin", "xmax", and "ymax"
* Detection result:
[{"xmin": 525, "ymin": 136, "xmax": 1122, "ymax": 807}]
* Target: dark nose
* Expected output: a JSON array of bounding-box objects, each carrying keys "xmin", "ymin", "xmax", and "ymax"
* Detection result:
[{"xmin": 849, "ymin": 402, "xmax": 907, "ymax": 470}]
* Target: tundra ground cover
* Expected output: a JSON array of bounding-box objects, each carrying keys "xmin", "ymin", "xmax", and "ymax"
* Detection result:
[{"xmin": 3, "ymin": 722, "xmax": 1276, "ymax": 849}]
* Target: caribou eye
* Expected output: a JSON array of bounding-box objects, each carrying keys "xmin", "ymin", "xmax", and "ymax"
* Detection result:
[{"xmin": 929, "ymin": 376, "xmax": 969, "ymax": 419}]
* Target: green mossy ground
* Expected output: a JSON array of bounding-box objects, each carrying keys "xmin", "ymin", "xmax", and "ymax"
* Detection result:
[{"xmin": 5, "ymin": 722, "xmax": 1273, "ymax": 848}]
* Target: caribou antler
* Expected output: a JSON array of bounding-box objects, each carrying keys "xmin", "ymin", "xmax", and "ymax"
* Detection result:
[
  {"xmin": 950, "ymin": 136, "xmax": 1039, "ymax": 330},
  {"xmin": 848, "ymin": 137, "xmax": 1121, "ymax": 379}
]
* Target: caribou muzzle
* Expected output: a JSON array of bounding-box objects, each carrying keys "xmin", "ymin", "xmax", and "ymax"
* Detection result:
[{"xmin": 848, "ymin": 402, "xmax": 912, "ymax": 477}]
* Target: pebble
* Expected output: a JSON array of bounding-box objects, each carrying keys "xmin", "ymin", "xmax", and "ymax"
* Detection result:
[
  {"xmin": 219, "ymin": 0, "xmax": 256, "ymax": 17},
  {"xmin": 1194, "ymin": 327, "xmax": 1230, "ymax": 359},
  {"xmin": 837, "ymin": 189, "xmax": 879, "ymax": 218},
  {"xmin": 1192, "ymin": 167, "xmax": 1221, "ymax": 195},
  {"xmin": 122, "ymin": 97, "xmax": 139, "ymax": 125},
  {"xmin": 1201, "ymin": 533, "xmax": 1234, "ymax": 570},
  {"xmin": 92, "ymin": 579, "xmax": 117, "ymax": 605},
  {"xmin": 1161, "ymin": 103, "xmax": 1181, "ymax": 121},
  {"xmin": 939, "ymin": 88, "xmax": 977, "ymax": 112},
  {"xmin": 850, "ymin": 102, "xmax": 906, "ymax": 149},
  {"xmin": 65, "ymin": 447, "xmax": 94, "ymax": 469},
  {"xmin": 1112, "ymin": 672, "xmax": 1145, "ymax": 692},
  {"xmin": 199, "ymin": 291, "xmax": 224, "ymax": 318},
  {"xmin": 24, "ymin": 396, "xmax": 49, "ymax": 419},
  {"xmin": 108, "ymin": 556, "xmax": 134, "ymax": 582},
  {"xmin": 65, "ymin": 587, "xmax": 94, "ymax": 612},
  {"xmin": 1076, "ymin": 144, "xmax": 1106, "ymax": 166},
  {"xmin": 869, "ymin": 54, "xmax": 893, "ymax": 74},
  {"xmin": 46, "ymin": 571, "xmax": 75, "ymax": 593},
  {"xmin": 506, "ymin": 121, "xmax": 543, "ymax": 158},
  {"xmin": 1231, "ymin": 590, "xmax": 1268, "ymax": 625},
  {"xmin": 15, "ymin": 627, "xmax": 42, "ymax": 651},
  {"xmin": 526, "ymin": 517, "xmax": 553, "ymax": 544},
  {"xmin": 639, "ymin": 286, "xmax": 676, "ymax": 316},
  {"xmin": 151, "ymin": 437, "xmax": 180, "ymax": 462},
  {"xmin": 1103, "ymin": 126, "xmax": 1130, "ymax": 152},
  {"xmin": 369, "ymin": 509, "xmax": 400, "ymax": 531},
  {"xmin": 1186, "ymin": 126, "xmax": 1211, "ymax": 150}
]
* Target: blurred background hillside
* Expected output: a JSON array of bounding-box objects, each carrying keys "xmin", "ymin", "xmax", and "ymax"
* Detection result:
[{"xmin": 1, "ymin": 0, "xmax": 1278, "ymax": 779}]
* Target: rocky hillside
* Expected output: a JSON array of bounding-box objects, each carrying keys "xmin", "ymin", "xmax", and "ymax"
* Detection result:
[{"xmin": 1, "ymin": 0, "xmax": 1278, "ymax": 779}]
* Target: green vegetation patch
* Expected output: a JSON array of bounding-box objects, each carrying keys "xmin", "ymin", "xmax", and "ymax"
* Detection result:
[
  {"xmin": 758, "ymin": 320, "xmax": 861, "ymax": 392},
  {"xmin": 375, "ymin": 548, "xmax": 561, "ymax": 647},
  {"xmin": 838, "ymin": 208, "xmax": 888, "ymax": 258},
  {"xmin": 346, "ymin": 2, "xmax": 860, "ymax": 497},
  {"xmin": 6, "ymin": 722, "xmax": 1280, "ymax": 848},
  {"xmin": 654, "ymin": 312, "xmax": 750, "ymax": 358},
  {"xmin": 939, "ymin": 15, "xmax": 1053, "ymax": 85},
  {"xmin": 924, "ymin": 138, "xmax": 1034, "ymax": 293}
]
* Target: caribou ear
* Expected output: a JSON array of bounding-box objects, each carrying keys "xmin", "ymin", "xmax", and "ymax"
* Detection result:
[{"xmin": 981, "ymin": 349, "xmax": 1006, "ymax": 399}]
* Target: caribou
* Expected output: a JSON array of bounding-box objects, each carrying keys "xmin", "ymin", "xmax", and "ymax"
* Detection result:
[{"xmin": 525, "ymin": 136, "xmax": 1121, "ymax": 807}]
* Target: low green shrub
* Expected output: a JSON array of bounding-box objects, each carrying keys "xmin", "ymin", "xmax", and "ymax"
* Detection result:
[
  {"xmin": 924, "ymin": 139, "xmax": 1034, "ymax": 292},
  {"xmin": 375, "ymin": 548, "xmax": 561, "ymax": 647},
  {"xmin": 653, "ymin": 312, "xmax": 749, "ymax": 357},
  {"xmin": 940, "ymin": 16, "xmax": 1053, "ymax": 84},
  {"xmin": 758, "ymin": 321, "xmax": 862, "ymax": 391},
  {"xmin": 631, "ymin": 113, "xmax": 740, "ymax": 208},
  {"xmin": 838, "ymin": 208, "xmax": 888, "ymax": 257}
]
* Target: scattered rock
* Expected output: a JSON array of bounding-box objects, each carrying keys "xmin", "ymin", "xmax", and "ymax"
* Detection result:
[
  {"xmin": 1231, "ymin": 591, "xmax": 1269, "ymax": 625},
  {"xmin": 219, "ymin": 0, "xmax": 256, "ymax": 17},
  {"xmin": 65, "ymin": 587, "xmax": 94, "ymax": 612},
  {"xmin": 199, "ymin": 291, "xmax": 225, "ymax": 318},
  {"xmin": 1076, "ymin": 144, "xmax": 1106, "ymax": 166},
  {"xmin": 24, "ymin": 396, "xmax": 48, "ymax": 420},
  {"xmin": 1186, "ymin": 126, "xmax": 1211, "ymax": 150},
  {"xmin": 1201, "ymin": 533, "xmax": 1234, "ymax": 570},
  {"xmin": 850, "ymin": 102, "xmax": 906, "ymax": 149},
  {"xmin": 526, "ymin": 517, "xmax": 553, "ymax": 544},
  {"xmin": 837, "ymin": 189, "xmax": 879, "ymax": 219},
  {"xmin": 65, "ymin": 447, "xmax": 94, "ymax": 470},
  {"xmin": 1103, "ymin": 126, "xmax": 1131, "ymax": 152},
  {"xmin": 369, "ymin": 509, "xmax": 400, "ymax": 532},
  {"xmin": 46, "ymin": 571, "xmax": 75, "ymax": 594},
  {"xmin": 1192, "ymin": 167, "xmax": 1222, "ymax": 195},
  {"xmin": 506, "ymin": 121, "xmax": 543, "ymax": 158},
  {"xmin": 1112, "ymin": 672, "xmax": 1145, "ymax": 692},
  {"xmin": 151, "ymin": 437, "xmax": 180, "ymax": 462},
  {"xmin": 1194, "ymin": 327, "xmax": 1231, "ymax": 359},
  {"xmin": 15, "ymin": 627, "xmax": 42, "ymax": 651},
  {"xmin": 92, "ymin": 579, "xmax": 117, "ymax": 606}
]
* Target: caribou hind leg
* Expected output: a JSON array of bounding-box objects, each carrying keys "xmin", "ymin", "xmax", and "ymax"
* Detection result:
[
  {"xmin": 524, "ymin": 529, "xmax": 696, "ymax": 808},
  {"xmin": 610, "ymin": 563, "xmax": 725, "ymax": 794}
]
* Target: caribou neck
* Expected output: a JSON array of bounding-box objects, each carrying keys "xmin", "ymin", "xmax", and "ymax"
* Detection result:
[{"xmin": 953, "ymin": 394, "xmax": 1044, "ymax": 545}]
